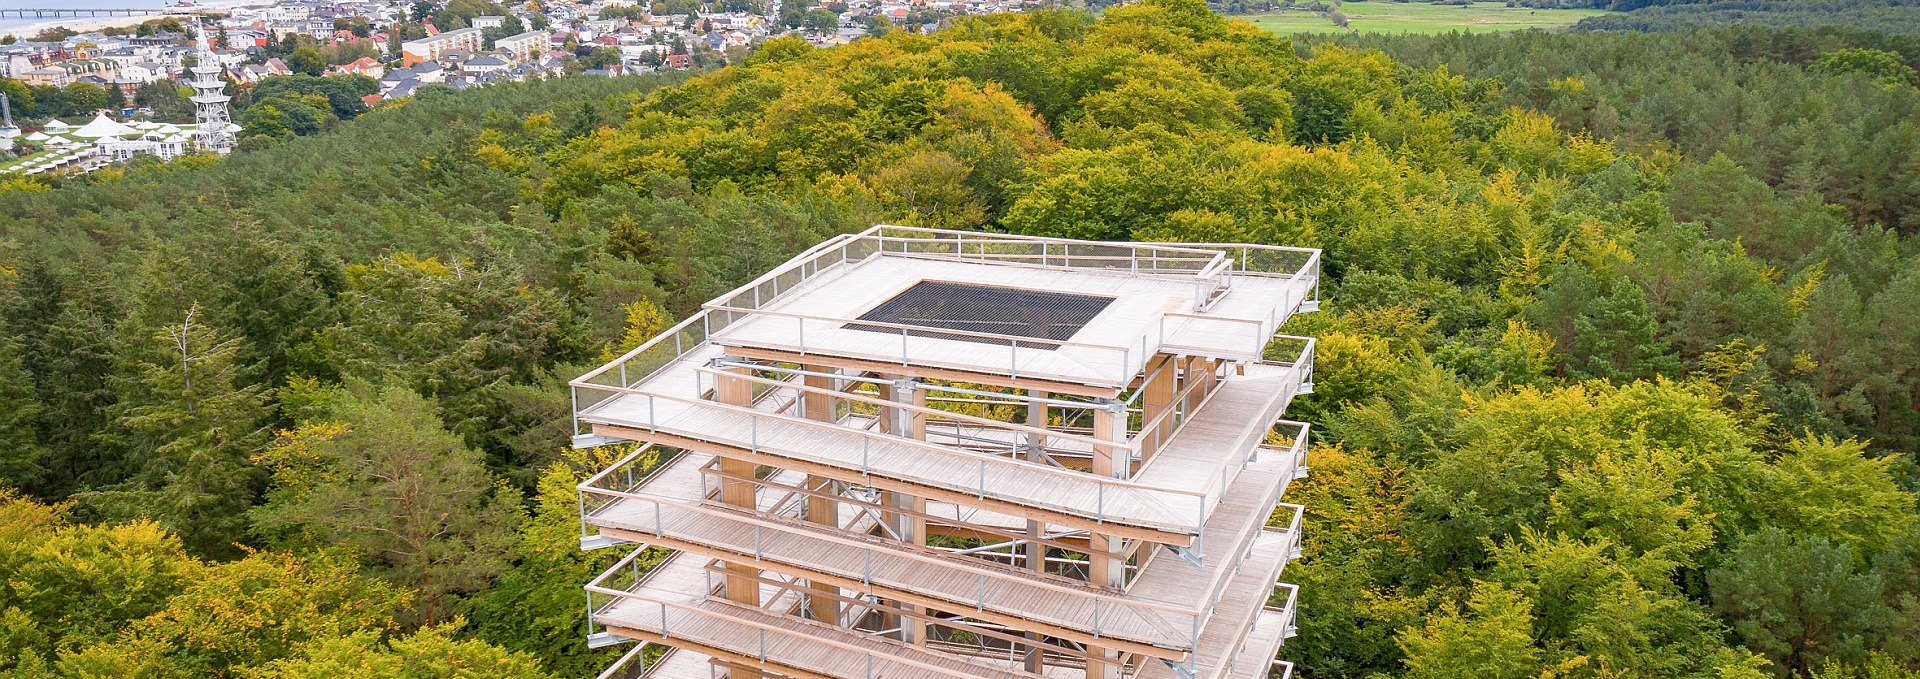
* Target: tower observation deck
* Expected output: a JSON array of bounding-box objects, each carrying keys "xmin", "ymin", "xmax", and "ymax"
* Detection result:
[{"xmin": 571, "ymin": 226, "xmax": 1321, "ymax": 679}]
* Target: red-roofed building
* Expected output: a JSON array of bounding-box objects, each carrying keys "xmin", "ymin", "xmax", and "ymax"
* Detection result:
[{"xmin": 335, "ymin": 56, "xmax": 386, "ymax": 78}]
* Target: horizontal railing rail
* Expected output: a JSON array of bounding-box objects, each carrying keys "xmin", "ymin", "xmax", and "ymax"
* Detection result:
[
  {"xmin": 585, "ymin": 550, "xmax": 1044, "ymax": 679},
  {"xmin": 570, "ymin": 379, "xmax": 1212, "ymax": 534},
  {"xmin": 579, "ymin": 480, "xmax": 1208, "ymax": 647}
]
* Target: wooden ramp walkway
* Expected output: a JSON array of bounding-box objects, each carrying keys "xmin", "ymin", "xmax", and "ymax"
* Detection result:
[
  {"xmin": 582, "ymin": 381, "xmax": 1207, "ymax": 536},
  {"xmin": 1131, "ymin": 363, "xmax": 1305, "ymax": 507},
  {"xmin": 581, "ymin": 352, "xmax": 1306, "ymax": 546},
  {"xmin": 1135, "ymin": 529, "xmax": 1297, "ymax": 679},
  {"xmin": 1126, "ymin": 456, "xmax": 1302, "ymax": 612},
  {"xmin": 591, "ymin": 451, "xmax": 1197, "ymax": 652},
  {"xmin": 598, "ymin": 551, "xmax": 1037, "ymax": 679}
]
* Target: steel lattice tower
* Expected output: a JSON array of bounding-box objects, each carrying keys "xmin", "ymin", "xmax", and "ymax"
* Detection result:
[{"xmin": 189, "ymin": 19, "xmax": 234, "ymax": 154}]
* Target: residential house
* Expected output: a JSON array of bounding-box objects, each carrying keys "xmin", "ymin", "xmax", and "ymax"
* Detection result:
[{"xmin": 333, "ymin": 56, "xmax": 385, "ymax": 78}]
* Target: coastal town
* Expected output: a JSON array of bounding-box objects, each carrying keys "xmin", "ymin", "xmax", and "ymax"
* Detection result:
[{"xmin": 0, "ymin": 0, "xmax": 1040, "ymax": 174}]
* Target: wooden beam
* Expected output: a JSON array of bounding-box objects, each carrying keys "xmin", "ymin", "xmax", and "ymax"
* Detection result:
[
  {"xmin": 714, "ymin": 367, "xmax": 762, "ymax": 623},
  {"xmin": 722, "ymin": 345, "xmax": 1122, "ymax": 399},
  {"xmin": 601, "ymin": 626, "xmax": 828, "ymax": 679},
  {"xmin": 597, "ymin": 526, "xmax": 1182, "ymax": 660},
  {"xmin": 1139, "ymin": 354, "xmax": 1176, "ymax": 464},
  {"xmin": 592, "ymin": 423, "xmax": 1190, "ymax": 546},
  {"xmin": 802, "ymin": 365, "xmax": 841, "ymax": 626}
]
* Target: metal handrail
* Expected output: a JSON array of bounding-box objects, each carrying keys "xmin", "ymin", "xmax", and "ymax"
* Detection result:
[
  {"xmin": 584, "ymin": 560, "xmax": 1045, "ymax": 679},
  {"xmin": 570, "ymin": 379, "xmax": 1211, "ymax": 533},
  {"xmin": 579, "ymin": 483, "xmax": 1207, "ymax": 642}
]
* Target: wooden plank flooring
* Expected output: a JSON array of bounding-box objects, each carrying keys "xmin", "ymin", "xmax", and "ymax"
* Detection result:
[
  {"xmin": 1132, "ymin": 364, "xmax": 1305, "ymax": 506},
  {"xmin": 598, "ymin": 552, "xmax": 1037, "ymax": 679},
  {"xmin": 592, "ymin": 451, "xmax": 1196, "ymax": 651},
  {"xmin": 1221, "ymin": 607, "xmax": 1292, "ymax": 679},
  {"xmin": 583, "ymin": 380, "xmax": 1206, "ymax": 534},
  {"xmin": 706, "ymin": 256, "xmax": 1315, "ymax": 387},
  {"xmin": 639, "ymin": 647, "xmax": 724, "ymax": 679},
  {"xmin": 1134, "ymin": 529, "xmax": 1297, "ymax": 679}
]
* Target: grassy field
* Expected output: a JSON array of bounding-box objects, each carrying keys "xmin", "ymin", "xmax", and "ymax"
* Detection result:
[{"xmin": 1234, "ymin": 1, "xmax": 1609, "ymax": 35}]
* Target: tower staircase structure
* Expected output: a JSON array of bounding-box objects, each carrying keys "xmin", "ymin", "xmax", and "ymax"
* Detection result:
[{"xmin": 570, "ymin": 226, "xmax": 1321, "ymax": 679}]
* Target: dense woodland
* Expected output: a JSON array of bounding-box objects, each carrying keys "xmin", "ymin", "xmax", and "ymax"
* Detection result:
[
  {"xmin": 1571, "ymin": 0, "xmax": 1920, "ymax": 36},
  {"xmin": 2, "ymin": 2, "xmax": 1919, "ymax": 677}
]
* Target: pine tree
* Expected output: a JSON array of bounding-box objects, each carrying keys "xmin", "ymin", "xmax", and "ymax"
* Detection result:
[
  {"xmin": 253, "ymin": 382, "xmax": 521, "ymax": 625},
  {"xmin": 80, "ymin": 305, "xmax": 271, "ymax": 558}
]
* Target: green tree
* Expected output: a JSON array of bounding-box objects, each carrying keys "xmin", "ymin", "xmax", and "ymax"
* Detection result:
[
  {"xmin": 1812, "ymin": 48, "xmax": 1918, "ymax": 87},
  {"xmin": 0, "ymin": 339, "xmax": 47, "ymax": 493},
  {"xmin": 78, "ymin": 306, "xmax": 271, "ymax": 558},
  {"xmin": 55, "ymin": 550, "xmax": 409, "ymax": 677},
  {"xmin": 1711, "ymin": 528, "xmax": 1892, "ymax": 676},
  {"xmin": 245, "ymin": 622, "xmax": 557, "ymax": 679},
  {"xmin": 59, "ymin": 82, "xmax": 108, "ymax": 114},
  {"xmin": 1396, "ymin": 581, "xmax": 1541, "ymax": 679},
  {"xmin": 467, "ymin": 448, "xmax": 646, "ymax": 675},
  {"xmin": 1762, "ymin": 434, "xmax": 1916, "ymax": 553},
  {"xmin": 285, "ymin": 47, "xmax": 328, "ymax": 77},
  {"xmin": 0, "ymin": 491, "xmax": 196, "ymax": 663},
  {"xmin": 252, "ymin": 382, "xmax": 521, "ymax": 625},
  {"xmin": 134, "ymin": 81, "xmax": 194, "ymax": 122}
]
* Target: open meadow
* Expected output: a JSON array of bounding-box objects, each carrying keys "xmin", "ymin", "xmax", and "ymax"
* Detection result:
[{"xmin": 1235, "ymin": 1, "xmax": 1608, "ymax": 34}]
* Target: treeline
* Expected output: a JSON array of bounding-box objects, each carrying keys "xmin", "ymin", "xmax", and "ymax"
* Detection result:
[
  {"xmin": 0, "ymin": 75, "xmax": 684, "ymax": 678},
  {"xmin": 0, "ymin": 3, "xmax": 1917, "ymax": 678},
  {"xmin": 1575, "ymin": 0, "xmax": 1920, "ymax": 36}
]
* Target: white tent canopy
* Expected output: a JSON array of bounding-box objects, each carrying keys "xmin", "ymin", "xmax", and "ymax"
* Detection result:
[{"xmin": 72, "ymin": 113, "xmax": 140, "ymax": 139}]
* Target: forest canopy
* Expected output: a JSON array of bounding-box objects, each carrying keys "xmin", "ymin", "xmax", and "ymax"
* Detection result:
[{"xmin": 3, "ymin": 1, "xmax": 1919, "ymax": 678}]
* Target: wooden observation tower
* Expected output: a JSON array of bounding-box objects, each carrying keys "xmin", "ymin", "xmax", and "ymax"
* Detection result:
[{"xmin": 571, "ymin": 226, "xmax": 1321, "ymax": 679}]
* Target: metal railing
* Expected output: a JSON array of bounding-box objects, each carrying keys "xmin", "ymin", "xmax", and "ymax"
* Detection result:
[
  {"xmin": 577, "ymin": 449, "xmax": 1311, "ymax": 654},
  {"xmin": 585, "ymin": 549, "xmax": 1044, "ymax": 679},
  {"xmin": 572, "ymin": 377, "xmax": 1212, "ymax": 533},
  {"xmin": 581, "ymin": 478, "xmax": 1208, "ymax": 649}
]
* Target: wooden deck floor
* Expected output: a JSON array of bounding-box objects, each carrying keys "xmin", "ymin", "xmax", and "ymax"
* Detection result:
[
  {"xmin": 588, "ymin": 439, "xmax": 1302, "ymax": 655},
  {"xmin": 638, "ymin": 646, "xmax": 723, "ymax": 679},
  {"xmin": 1134, "ymin": 529, "xmax": 1297, "ymax": 679},
  {"xmin": 708, "ymin": 256, "xmax": 1314, "ymax": 387},
  {"xmin": 1131, "ymin": 364, "xmax": 1303, "ymax": 507},
  {"xmin": 1223, "ymin": 607, "xmax": 1293, "ymax": 679},
  {"xmin": 592, "ymin": 451, "xmax": 1195, "ymax": 651},
  {"xmin": 582, "ymin": 382, "xmax": 1207, "ymax": 536},
  {"xmin": 597, "ymin": 551, "xmax": 1038, "ymax": 679},
  {"xmin": 582, "ymin": 354, "xmax": 1305, "ymax": 543}
]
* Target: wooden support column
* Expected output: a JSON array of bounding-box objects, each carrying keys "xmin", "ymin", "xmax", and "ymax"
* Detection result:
[
  {"xmin": 713, "ymin": 364, "xmax": 765, "ymax": 679},
  {"xmin": 1139, "ymin": 354, "xmax": 1177, "ymax": 466},
  {"xmin": 801, "ymin": 366, "xmax": 840, "ymax": 626},
  {"xmin": 879, "ymin": 378, "xmax": 928, "ymax": 646},
  {"xmin": 1024, "ymin": 390, "xmax": 1048, "ymax": 674},
  {"xmin": 1088, "ymin": 397, "xmax": 1130, "ymax": 679}
]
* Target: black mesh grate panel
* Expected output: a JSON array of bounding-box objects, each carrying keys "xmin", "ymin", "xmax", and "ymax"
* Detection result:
[{"xmin": 847, "ymin": 281, "xmax": 1114, "ymax": 349}]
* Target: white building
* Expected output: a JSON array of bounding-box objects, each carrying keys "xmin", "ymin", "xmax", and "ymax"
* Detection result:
[
  {"xmin": 401, "ymin": 27, "xmax": 484, "ymax": 66},
  {"xmin": 494, "ymin": 30, "xmax": 548, "ymax": 62}
]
